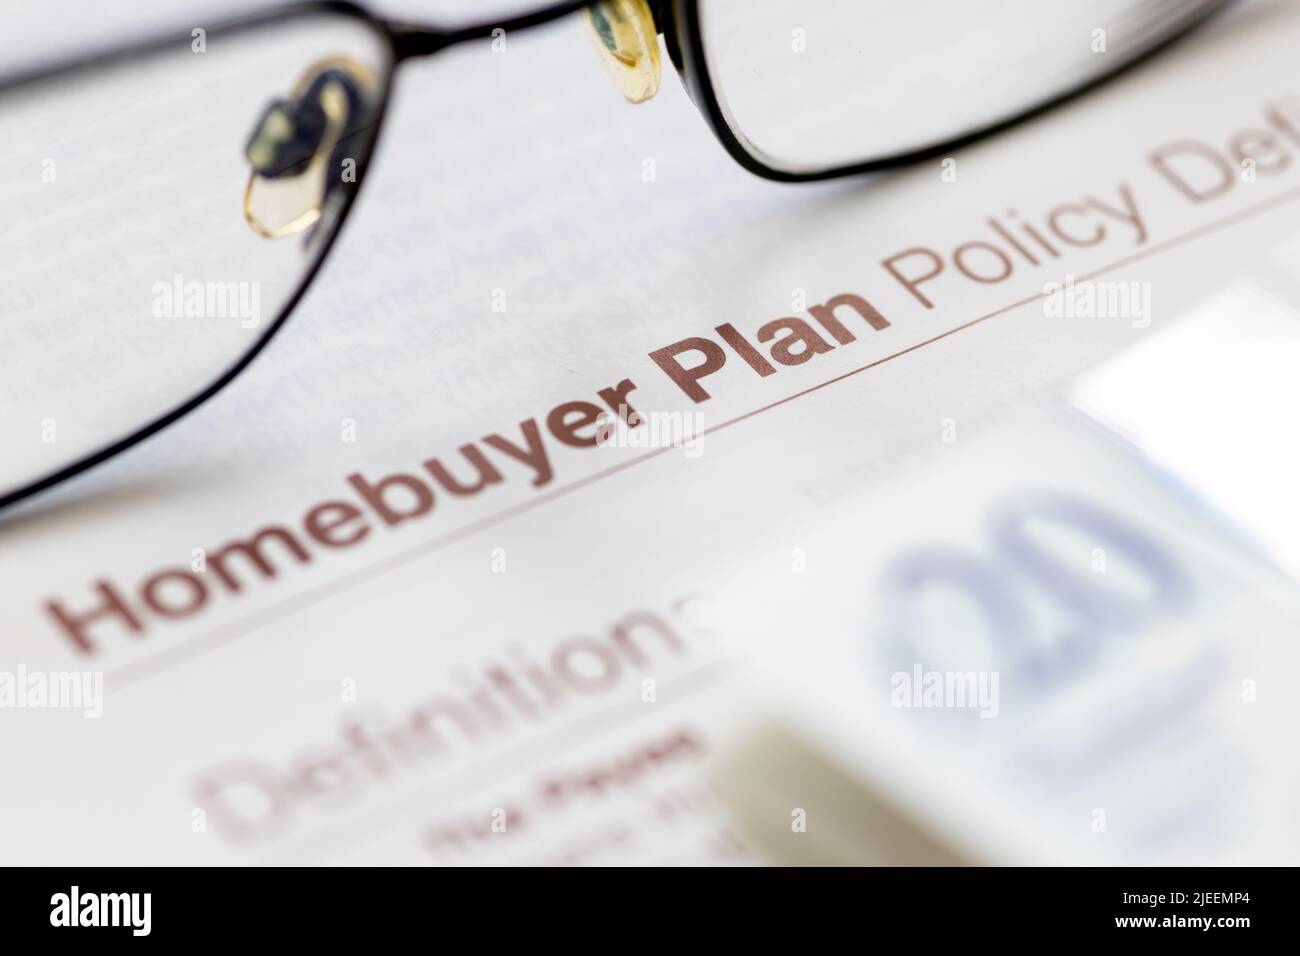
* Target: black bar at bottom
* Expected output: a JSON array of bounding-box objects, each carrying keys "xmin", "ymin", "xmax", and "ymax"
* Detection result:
[{"xmin": 0, "ymin": 866, "xmax": 1281, "ymax": 942}]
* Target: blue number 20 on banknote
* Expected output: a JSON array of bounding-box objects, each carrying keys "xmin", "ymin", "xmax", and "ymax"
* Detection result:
[{"xmin": 719, "ymin": 379, "xmax": 1300, "ymax": 865}]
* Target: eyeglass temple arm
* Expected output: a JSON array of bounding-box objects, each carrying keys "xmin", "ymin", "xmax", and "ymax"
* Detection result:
[{"xmin": 387, "ymin": 0, "xmax": 600, "ymax": 60}]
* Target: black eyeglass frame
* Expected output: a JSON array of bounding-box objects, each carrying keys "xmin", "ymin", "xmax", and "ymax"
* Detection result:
[{"xmin": 0, "ymin": 0, "xmax": 1231, "ymax": 513}]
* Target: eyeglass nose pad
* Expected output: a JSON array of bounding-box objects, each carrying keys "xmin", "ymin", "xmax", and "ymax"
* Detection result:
[
  {"xmin": 246, "ymin": 98, "xmax": 328, "ymax": 179},
  {"xmin": 242, "ymin": 57, "xmax": 373, "ymax": 240},
  {"xmin": 582, "ymin": 0, "xmax": 661, "ymax": 104}
]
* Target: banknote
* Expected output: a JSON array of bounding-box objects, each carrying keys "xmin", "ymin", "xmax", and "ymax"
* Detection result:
[{"xmin": 711, "ymin": 323, "xmax": 1300, "ymax": 863}]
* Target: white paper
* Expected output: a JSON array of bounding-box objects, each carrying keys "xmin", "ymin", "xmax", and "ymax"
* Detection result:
[{"xmin": 4, "ymin": 0, "xmax": 1300, "ymax": 864}]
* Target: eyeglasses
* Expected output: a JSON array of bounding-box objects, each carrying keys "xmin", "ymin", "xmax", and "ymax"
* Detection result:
[{"xmin": 0, "ymin": 0, "xmax": 1229, "ymax": 512}]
